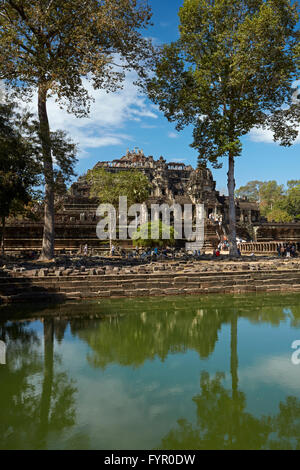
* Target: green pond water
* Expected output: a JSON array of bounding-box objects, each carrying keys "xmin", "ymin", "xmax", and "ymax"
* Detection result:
[{"xmin": 1, "ymin": 292, "xmax": 300, "ymax": 450}]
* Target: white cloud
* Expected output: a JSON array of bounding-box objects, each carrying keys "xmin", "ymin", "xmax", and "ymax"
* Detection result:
[
  {"xmin": 249, "ymin": 127, "xmax": 276, "ymax": 144},
  {"xmin": 249, "ymin": 80, "xmax": 300, "ymax": 145},
  {"xmin": 0, "ymin": 80, "xmax": 5, "ymax": 104},
  {"xmin": 168, "ymin": 131, "xmax": 178, "ymax": 139},
  {"xmin": 249, "ymin": 126, "xmax": 300, "ymax": 144},
  {"xmin": 239, "ymin": 354, "xmax": 300, "ymax": 393},
  {"xmin": 21, "ymin": 71, "xmax": 158, "ymax": 157}
]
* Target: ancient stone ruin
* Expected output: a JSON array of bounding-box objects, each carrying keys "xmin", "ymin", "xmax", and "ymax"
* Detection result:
[{"xmin": 3, "ymin": 148, "xmax": 299, "ymax": 254}]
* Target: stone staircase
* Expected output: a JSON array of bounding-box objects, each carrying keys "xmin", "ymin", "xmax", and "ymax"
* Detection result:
[
  {"xmin": 204, "ymin": 223, "xmax": 220, "ymax": 250},
  {"xmin": 1, "ymin": 269, "xmax": 300, "ymax": 303}
]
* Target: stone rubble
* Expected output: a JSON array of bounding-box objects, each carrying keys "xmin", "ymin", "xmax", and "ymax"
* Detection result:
[{"xmin": 0, "ymin": 257, "xmax": 300, "ymax": 304}]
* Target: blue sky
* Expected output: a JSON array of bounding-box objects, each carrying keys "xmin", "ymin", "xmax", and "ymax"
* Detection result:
[{"xmin": 44, "ymin": 0, "xmax": 300, "ymax": 195}]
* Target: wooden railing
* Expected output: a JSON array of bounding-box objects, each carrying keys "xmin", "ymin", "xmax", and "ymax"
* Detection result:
[{"xmin": 240, "ymin": 242, "xmax": 295, "ymax": 253}]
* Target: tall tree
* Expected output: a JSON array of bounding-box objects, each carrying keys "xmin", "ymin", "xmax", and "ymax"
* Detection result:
[
  {"xmin": 87, "ymin": 167, "xmax": 151, "ymax": 248},
  {"xmin": 87, "ymin": 167, "xmax": 151, "ymax": 209},
  {"xmin": 0, "ymin": 101, "xmax": 40, "ymax": 255},
  {"xmin": 0, "ymin": 318, "xmax": 77, "ymax": 449},
  {"xmin": 235, "ymin": 181, "xmax": 264, "ymax": 202},
  {"xmin": 0, "ymin": 98, "xmax": 77, "ymax": 255},
  {"xmin": 258, "ymin": 181, "xmax": 285, "ymax": 216},
  {"xmin": 147, "ymin": 0, "xmax": 299, "ymax": 256},
  {"xmin": 277, "ymin": 180, "xmax": 300, "ymax": 220},
  {"xmin": 236, "ymin": 179, "xmax": 300, "ymax": 222},
  {"xmin": 0, "ymin": 0, "xmax": 153, "ymax": 260}
]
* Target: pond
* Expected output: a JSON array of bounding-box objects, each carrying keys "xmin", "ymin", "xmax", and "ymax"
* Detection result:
[{"xmin": 1, "ymin": 292, "xmax": 300, "ymax": 450}]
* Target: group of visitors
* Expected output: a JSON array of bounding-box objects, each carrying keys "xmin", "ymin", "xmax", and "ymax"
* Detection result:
[
  {"xmin": 277, "ymin": 243, "xmax": 297, "ymax": 258},
  {"xmin": 218, "ymin": 240, "xmax": 229, "ymax": 251},
  {"xmin": 208, "ymin": 213, "xmax": 223, "ymax": 227},
  {"xmin": 110, "ymin": 245, "xmax": 173, "ymax": 260}
]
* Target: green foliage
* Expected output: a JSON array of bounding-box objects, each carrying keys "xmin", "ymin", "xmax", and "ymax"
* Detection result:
[
  {"xmin": 266, "ymin": 208, "xmax": 293, "ymax": 223},
  {"xmin": 147, "ymin": 0, "xmax": 299, "ymax": 165},
  {"xmin": 0, "ymin": 0, "xmax": 154, "ymax": 111},
  {"xmin": 277, "ymin": 182, "xmax": 300, "ymax": 220},
  {"xmin": 236, "ymin": 179, "xmax": 300, "ymax": 221},
  {"xmin": 0, "ymin": 97, "xmax": 77, "ymax": 216},
  {"xmin": 146, "ymin": 0, "xmax": 299, "ymax": 255},
  {"xmin": 235, "ymin": 181, "xmax": 264, "ymax": 202},
  {"xmin": 86, "ymin": 167, "xmax": 151, "ymax": 208},
  {"xmin": 0, "ymin": 97, "xmax": 78, "ymax": 253},
  {"xmin": 0, "ymin": 0, "xmax": 154, "ymax": 258},
  {"xmin": 259, "ymin": 181, "xmax": 285, "ymax": 216},
  {"xmin": 132, "ymin": 220, "xmax": 176, "ymax": 248},
  {"xmin": 287, "ymin": 180, "xmax": 300, "ymax": 190},
  {"xmin": 0, "ymin": 101, "xmax": 40, "ymax": 221}
]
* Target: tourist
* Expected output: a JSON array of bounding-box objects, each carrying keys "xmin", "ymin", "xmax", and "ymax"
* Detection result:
[
  {"xmin": 223, "ymin": 239, "xmax": 229, "ymax": 251},
  {"xmin": 280, "ymin": 245, "xmax": 286, "ymax": 258},
  {"xmin": 111, "ymin": 245, "xmax": 115, "ymax": 257},
  {"xmin": 83, "ymin": 244, "xmax": 88, "ymax": 256},
  {"xmin": 277, "ymin": 244, "xmax": 281, "ymax": 257}
]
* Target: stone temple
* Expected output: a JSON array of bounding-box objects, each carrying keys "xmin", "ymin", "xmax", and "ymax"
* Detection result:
[
  {"xmin": 4, "ymin": 148, "xmax": 263, "ymax": 253},
  {"xmin": 71, "ymin": 148, "xmax": 260, "ymax": 222}
]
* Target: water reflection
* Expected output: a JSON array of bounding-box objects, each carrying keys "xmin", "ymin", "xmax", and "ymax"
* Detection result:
[
  {"xmin": 0, "ymin": 318, "xmax": 77, "ymax": 450},
  {"xmin": 1, "ymin": 293, "xmax": 300, "ymax": 449},
  {"xmin": 159, "ymin": 371, "xmax": 300, "ymax": 450}
]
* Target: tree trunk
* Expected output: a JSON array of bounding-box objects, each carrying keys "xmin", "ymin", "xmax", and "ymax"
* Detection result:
[
  {"xmin": 1, "ymin": 216, "xmax": 5, "ymax": 256},
  {"xmin": 38, "ymin": 84, "xmax": 55, "ymax": 261},
  {"xmin": 230, "ymin": 311, "xmax": 239, "ymax": 448},
  {"xmin": 110, "ymin": 212, "xmax": 116, "ymax": 255},
  {"xmin": 230, "ymin": 311, "xmax": 238, "ymax": 402},
  {"xmin": 227, "ymin": 153, "xmax": 239, "ymax": 257},
  {"xmin": 39, "ymin": 317, "xmax": 54, "ymax": 446}
]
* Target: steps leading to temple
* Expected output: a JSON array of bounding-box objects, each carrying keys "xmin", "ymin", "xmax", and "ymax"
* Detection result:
[{"xmin": 1, "ymin": 269, "xmax": 300, "ymax": 303}]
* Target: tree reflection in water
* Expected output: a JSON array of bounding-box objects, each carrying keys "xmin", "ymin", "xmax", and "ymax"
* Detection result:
[
  {"xmin": 69, "ymin": 295, "xmax": 300, "ymax": 450},
  {"xmin": 69, "ymin": 294, "xmax": 300, "ymax": 370},
  {"xmin": 159, "ymin": 370, "xmax": 300, "ymax": 450},
  {"xmin": 159, "ymin": 306, "xmax": 300, "ymax": 451},
  {"xmin": 0, "ymin": 318, "xmax": 77, "ymax": 450},
  {"xmin": 1, "ymin": 293, "xmax": 300, "ymax": 450}
]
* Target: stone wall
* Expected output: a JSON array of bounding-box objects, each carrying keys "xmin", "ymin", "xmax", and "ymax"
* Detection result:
[
  {"xmin": 254, "ymin": 223, "xmax": 300, "ymax": 243},
  {"xmin": 1, "ymin": 260, "xmax": 300, "ymax": 304}
]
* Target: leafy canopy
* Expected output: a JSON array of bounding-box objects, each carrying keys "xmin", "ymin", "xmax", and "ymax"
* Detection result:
[
  {"xmin": 236, "ymin": 179, "xmax": 300, "ymax": 221},
  {"xmin": 0, "ymin": 101, "xmax": 40, "ymax": 220},
  {"xmin": 235, "ymin": 181, "xmax": 264, "ymax": 202},
  {"xmin": 0, "ymin": 0, "xmax": 154, "ymax": 112},
  {"xmin": 86, "ymin": 167, "xmax": 151, "ymax": 208},
  {"xmin": 0, "ymin": 96, "xmax": 77, "ymax": 221},
  {"xmin": 147, "ymin": 0, "xmax": 299, "ymax": 166},
  {"xmin": 132, "ymin": 220, "xmax": 176, "ymax": 248}
]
